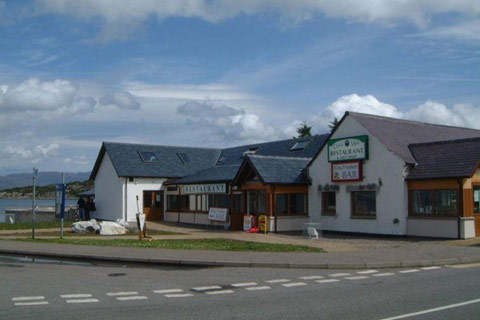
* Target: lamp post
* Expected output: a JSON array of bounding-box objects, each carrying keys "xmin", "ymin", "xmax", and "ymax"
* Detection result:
[{"xmin": 32, "ymin": 167, "xmax": 38, "ymax": 239}]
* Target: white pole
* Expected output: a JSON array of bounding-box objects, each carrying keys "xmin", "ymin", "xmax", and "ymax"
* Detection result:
[
  {"xmin": 61, "ymin": 173, "xmax": 65, "ymax": 239},
  {"xmin": 32, "ymin": 167, "xmax": 38, "ymax": 239}
]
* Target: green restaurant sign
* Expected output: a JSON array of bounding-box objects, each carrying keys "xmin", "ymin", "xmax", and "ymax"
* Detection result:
[{"xmin": 328, "ymin": 135, "xmax": 369, "ymax": 162}]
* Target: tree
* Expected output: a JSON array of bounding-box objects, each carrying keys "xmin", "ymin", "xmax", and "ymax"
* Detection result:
[
  {"xmin": 328, "ymin": 117, "xmax": 339, "ymax": 132},
  {"xmin": 296, "ymin": 122, "xmax": 312, "ymax": 138}
]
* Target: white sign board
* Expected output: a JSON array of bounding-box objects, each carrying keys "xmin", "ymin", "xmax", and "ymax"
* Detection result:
[
  {"xmin": 136, "ymin": 213, "xmax": 146, "ymax": 231},
  {"xmin": 331, "ymin": 161, "xmax": 362, "ymax": 182},
  {"xmin": 208, "ymin": 207, "xmax": 228, "ymax": 222},
  {"xmin": 328, "ymin": 135, "xmax": 368, "ymax": 162},
  {"xmin": 182, "ymin": 184, "xmax": 227, "ymax": 194}
]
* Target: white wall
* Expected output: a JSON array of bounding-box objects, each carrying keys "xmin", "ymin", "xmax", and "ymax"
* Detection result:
[
  {"xmin": 308, "ymin": 116, "xmax": 408, "ymax": 235},
  {"xmin": 407, "ymin": 217, "xmax": 458, "ymax": 238},
  {"xmin": 94, "ymin": 153, "xmax": 125, "ymax": 221},
  {"xmin": 125, "ymin": 178, "xmax": 166, "ymax": 222}
]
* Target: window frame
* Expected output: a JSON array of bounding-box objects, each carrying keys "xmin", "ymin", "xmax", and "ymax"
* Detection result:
[
  {"xmin": 351, "ymin": 191, "xmax": 376, "ymax": 219},
  {"xmin": 274, "ymin": 192, "xmax": 308, "ymax": 216},
  {"xmin": 409, "ymin": 189, "xmax": 459, "ymax": 217},
  {"xmin": 322, "ymin": 191, "xmax": 336, "ymax": 215}
]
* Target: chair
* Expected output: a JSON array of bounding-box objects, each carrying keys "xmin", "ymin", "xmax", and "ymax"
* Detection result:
[{"xmin": 307, "ymin": 227, "xmax": 319, "ymax": 239}]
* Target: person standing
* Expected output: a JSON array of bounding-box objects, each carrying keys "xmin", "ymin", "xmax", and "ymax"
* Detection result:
[
  {"xmin": 87, "ymin": 197, "xmax": 96, "ymax": 220},
  {"xmin": 77, "ymin": 197, "xmax": 85, "ymax": 221}
]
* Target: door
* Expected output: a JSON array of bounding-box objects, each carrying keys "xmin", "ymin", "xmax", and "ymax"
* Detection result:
[
  {"xmin": 143, "ymin": 190, "xmax": 164, "ymax": 221},
  {"xmin": 247, "ymin": 190, "xmax": 266, "ymax": 226},
  {"xmin": 473, "ymin": 187, "xmax": 480, "ymax": 235},
  {"xmin": 230, "ymin": 192, "xmax": 245, "ymax": 231}
]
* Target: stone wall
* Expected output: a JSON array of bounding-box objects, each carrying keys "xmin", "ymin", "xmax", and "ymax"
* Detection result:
[{"xmin": 5, "ymin": 206, "xmax": 76, "ymax": 223}]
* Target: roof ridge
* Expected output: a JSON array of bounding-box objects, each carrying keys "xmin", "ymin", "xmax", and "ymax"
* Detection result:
[
  {"xmin": 248, "ymin": 154, "xmax": 312, "ymax": 161},
  {"xmin": 409, "ymin": 136, "xmax": 480, "ymax": 148},
  {"xmin": 220, "ymin": 133, "xmax": 330, "ymax": 151},
  {"xmin": 103, "ymin": 141, "xmax": 222, "ymax": 151},
  {"xmin": 349, "ymin": 111, "xmax": 480, "ymax": 132}
]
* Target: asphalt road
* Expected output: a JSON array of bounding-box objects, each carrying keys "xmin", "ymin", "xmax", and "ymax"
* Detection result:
[{"xmin": 1, "ymin": 255, "xmax": 480, "ymax": 320}]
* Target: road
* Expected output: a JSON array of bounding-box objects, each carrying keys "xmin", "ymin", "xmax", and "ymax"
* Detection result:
[{"xmin": 1, "ymin": 255, "xmax": 480, "ymax": 320}]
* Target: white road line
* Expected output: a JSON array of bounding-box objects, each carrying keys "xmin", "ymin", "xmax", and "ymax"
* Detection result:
[
  {"xmin": 65, "ymin": 299, "xmax": 99, "ymax": 304},
  {"xmin": 345, "ymin": 276, "xmax": 369, "ymax": 280},
  {"xmin": 153, "ymin": 289, "xmax": 184, "ymax": 294},
  {"xmin": 373, "ymin": 273, "xmax": 395, "ymax": 277},
  {"xmin": 399, "ymin": 269, "xmax": 420, "ymax": 274},
  {"xmin": 357, "ymin": 270, "xmax": 378, "ymax": 274},
  {"xmin": 329, "ymin": 273, "xmax": 351, "ymax": 277},
  {"xmin": 60, "ymin": 294, "xmax": 92, "ymax": 299},
  {"xmin": 379, "ymin": 298, "xmax": 480, "ymax": 320},
  {"xmin": 299, "ymin": 276, "xmax": 324, "ymax": 280},
  {"xmin": 205, "ymin": 290, "xmax": 234, "ymax": 295},
  {"xmin": 192, "ymin": 286, "xmax": 222, "ymax": 291},
  {"xmin": 231, "ymin": 282, "xmax": 258, "ymax": 287},
  {"xmin": 316, "ymin": 279, "xmax": 340, "ymax": 284},
  {"xmin": 421, "ymin": 266, "xmax": 441, "ymax": 270},
  {"xmin": 12, "ymin": 296, "xmax": 45, "ymax": 301},
  {"xmin": 282, "ymin": 282, "xmax": 307, "ymax": 287},
  {"xmin": 107, "ymin": 291, "xmax": 139, "ymax": 296},
  {"xmin": 265, "ymin": 279, "xmax": 290, "ymax": 283},
  {"xmin": 246, "ymin": 286, "xmax": 271, "ymax": 291},
  {"xmin": 165, "ymin": 293, "xmax": 194, "ymax": 298},
  {"xmin": 116, "ymin": 296, "xmax": 148, "ymax": 301},
  {"xmin": 14, "ymin": 301, "xmax": 49, "ymax": 306}
]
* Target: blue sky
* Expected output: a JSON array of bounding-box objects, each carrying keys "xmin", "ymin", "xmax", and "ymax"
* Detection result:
[{"xmin": 1, "ymin": 0, "xmax": 480, "ymax": 175}]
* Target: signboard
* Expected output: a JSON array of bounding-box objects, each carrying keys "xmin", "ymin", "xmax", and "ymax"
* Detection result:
[
  {"xmin": 208, "ymin": 207, "xmax": 228, "ymax": 222},
  {"xmin": 258, "ymin": 215, "xmax": 267, "ymax": 234},
  {"xmin": 331, "ymin": 161, "xmax": 363, "ymax": 182},
  {"xmin": 243, "ymin": 215, "xmax": 252, "ymax": 231},
  {"xmin": 181, "ymin": 184, "xmax": 227, "ymax": 194},
  {"xmin": 328, "ymin": 135, "xmax": 368, "ymax": 162}
]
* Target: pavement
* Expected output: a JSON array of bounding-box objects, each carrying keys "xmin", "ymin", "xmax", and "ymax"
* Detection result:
[{"xmin": 1, "ymin": 221, "xmax": 480, "ymax": 269}]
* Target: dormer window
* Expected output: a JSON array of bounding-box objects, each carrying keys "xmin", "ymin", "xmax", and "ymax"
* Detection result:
[
  {"xmin": 242, "ymin": 146, "xmax": 260, "ymax": 156},
  {"xmin": 138, "ymin": 151, "xmax": 160, "ymax": 162},
  {"xmin": 291, "ymin": 140, "xmax": 311, "ymax": 151},
  {"xmin": 177, "ymin": 152, "xmax": 192, "ymax": 164}
]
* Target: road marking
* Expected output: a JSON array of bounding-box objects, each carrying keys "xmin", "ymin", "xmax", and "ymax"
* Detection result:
[
  {"xmin": 282, "ymin": 282, "xmax": 307, "ymax": 288},
  {"xmin": 329, "ymin": 273, "xmax": 351, "ymax": 277},
  {"xmin": 165, "ymin": 293, "xmax": 194, "ymax": 298},
  {"xmin": 316, "ymin": 279, "xmax": 340, "ymax": 284},
  {"xmin": 205, "ymin": 290, "xmax": 234, "ymax": 295},
  {"xmin": 12, "ymin": 296, "xmax": 45, "ymax": 301},
  {"xmin": 192, "ymin": 286, "xmax": 222, "ymax": 291},
  {"xmin": 399, "ymin": 269, "xmax": 420, "ymax": 274},
  {"xmin": 153, "ymin": 289, "xmax": 184, "ymax": 294},
  {"xmin": 65, "ymin": 298, "xmax": 99, "ymax": 304},
  {"xmin": 379, "ymin": 298, "xmax": 480, "ymax": 320},
  {"xmin": 299, "ymin": 276, "xmax": 324, "ymax": 280},
  {"xmin": 107, "ymin": 291, "xmax": 139, "ymax": 296},
  {"xmin": 246, "ymin": 286, "xmax": 271, "ymax": 291},
  {"xmin": 373, "ymin": 273, "xmax": 395, "ymax": 277},
  {"xmin": 357, "ymin": 270, "xmax": 378, "ymax": 274},
  {"xmin": 447, "ymin": 263, "xmax": 480, "ymax": 269},
  {"xmin": 14, "ymin": 301, "xmax": 49, "ymax": 306},
  {"xmin": 345, "ymin": 276, "xmax": 369, "ymax": 280},
  {"xmin": 421, "ymin": 266, "xmax": 441, "ymax": 270},
  {"xmin": 116, "ymin": 296, "xmax": 148, "ymax": 301},
  {"xmin": 231, "ymin": 282, "xmax": 258, "ymax": 287},
  {"xmin": 265, "ymin": 279, "xmax": 290, "ymax": 283},
  {"xmin": 61, "ymin": 294, "xmax": 92, "ymax": 299}
]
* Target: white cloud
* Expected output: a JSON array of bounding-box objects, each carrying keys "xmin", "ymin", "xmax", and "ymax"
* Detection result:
[
  {"xmin": 177, "ymin": 100, "xmax": 278, "ymax": 144},
  {"xmin": 419, "ymin": 20, "xmax": 480, "ymax": 43},
  {"xmin": 1, "ymin": 143, "xmax": 59, "ymax": 164},
  {"xmin": 99, "ymin": 91, "xmax": 140, "ymax": 110},
  {"xmin": 31, "ymin": 0, "xmax": 480, "ymax": 42}
]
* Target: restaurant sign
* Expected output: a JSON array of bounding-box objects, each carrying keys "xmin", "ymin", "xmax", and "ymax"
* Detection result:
[
  {"xmin": 181, "ymin": 183, "xmax": 227, "ymax": 194},
  {"xmin": 328, "ymin": 135, "xmax": 368, "ymax": 162},
  {"xmin": 331, "ymin": 161, "xmax": 363, "ymax": 182}
]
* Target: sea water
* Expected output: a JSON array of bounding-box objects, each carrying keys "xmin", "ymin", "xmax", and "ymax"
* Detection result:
[{"xmin": 0, "ymin": 199, "xmax": 78, "ymax": 222}]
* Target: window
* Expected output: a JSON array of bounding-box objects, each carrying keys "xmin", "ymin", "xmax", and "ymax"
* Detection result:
[
  {"xmin": 177, "ymin": 153, "xmax": 192, "ymax": 164},
  {"xmin": 208, "ymin": 194, "xmax": 230, "ymax": 208},
  {"xmin": 248, "ymin": 191, "xmax": 265, "ymax": 214},
  {"xmin": 411, "ymin": 189, "xmax": 458, "ymax": 216},
  {"xmin": 143, "ymin": 192, "xmax": 153, "ymax": 208},
  {"xmin": 352, "ymin": 191, "xmax": 376, "ymax": 218},
  {"xmin": 474, "ymin": 187, "xmax": 480, "ymax": 214},
  {"xmin": 167, "ymin": 195, "xmax": 179, "ymax": 211},
  {"xmin": 275, "ymin": 193, "xmax": 308, "ymax": 215},
  {"xmin": 233, "ymin": 193, "xmax": 245, "ymax": 213},
  {"xmin": 322, "ymin": 192, "xmax": 336, "ymax": 215},
  {"xmin": 138, "ymin": 151, "xmax": 159, "ymax": 163},
  {"xmin": 179, "ymin": 195, "xmax": 190, "ymax": 211},
  {"xmin": 275, "ymin": 194, "xmax": 288, "ymax": 214},
  {"xmin": 290, "ymin": 140, "xmax": 311, "ymax": 151}
]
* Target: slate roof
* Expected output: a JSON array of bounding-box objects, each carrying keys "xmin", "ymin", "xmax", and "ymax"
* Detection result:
[
  {"xmin": 406, "ymin": 137, "xmax": 480, "ymax": 180},
  {"xmin": 247, "ymin": 155, "xmax": 311, "ymax": 184},
  {"xmin": 90, "ymin": 142, "xmax": 221, "ymax": 179},
  {"xmin": 167, "ymin": 165, "xmax": 241, "ymax": 184},
  {"xmin": 350, "ymin": 112, "xmax": 480, "ymax": 164}
]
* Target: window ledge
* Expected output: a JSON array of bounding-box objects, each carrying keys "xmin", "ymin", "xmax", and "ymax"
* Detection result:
[
  {"xmin": 350, "ymin": 215, "xmax": 376, "ymax": 219},
  {"xmin": 321, "ymin": 212, "xmax": 336, "ymax": 216},
  {"xmin": 408, "ymin": 215, "xmax": 458, "ymax": 220}
]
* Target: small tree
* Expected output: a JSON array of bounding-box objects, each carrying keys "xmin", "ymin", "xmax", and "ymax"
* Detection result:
[
  {"xmin": 296, "ymin": 122, "xmax": 312, "ymax": 138},
  {"xmin": 328, "ymin": 117, "xmax": 339, "ymax": 132}
]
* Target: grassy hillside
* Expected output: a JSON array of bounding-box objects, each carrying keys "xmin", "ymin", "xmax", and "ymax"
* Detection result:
[{"xmin": 0, "ymin": 180, "xmax": 94, "ymax": 199}]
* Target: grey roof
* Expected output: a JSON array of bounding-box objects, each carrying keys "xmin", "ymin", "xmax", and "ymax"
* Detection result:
[
  {"xmin": 350, "ymin": 112, "xmax": 480, "ymax": 164},
  {"xmin": 406, "ymin": 137, "xmax": 480, "ymax": 180},
  {"xmin": 247, "ymin": 155, "xmax": 311, "ymax": 184},
  {"xmin": 166, "ymin": 165, "xmax": 240, "ymax": 184},
  {"xmin": 90, "ymin": 142, "xmax": 221, "ymax": 179}
]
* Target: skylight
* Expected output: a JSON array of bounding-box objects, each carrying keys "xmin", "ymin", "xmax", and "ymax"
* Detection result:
[
  {"xmin": 291, "ymin": 140, "xmax": 311, "ymax": 151},
  {"xmin": 138, "ymin": 151, "xmax": 160, "ymax": 163},
  {"xmin": 177, "ymin": 152, "xmax": 192, "ymax": 164}
]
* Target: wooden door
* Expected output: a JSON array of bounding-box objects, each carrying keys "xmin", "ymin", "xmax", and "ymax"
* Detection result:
[
  {"xmin": 230, "ymin": 192, "xmax": 245, "ymax": 231},
  {"xmin": 473, "ymin": 187, "xmax": 480, "ymax": 235},
  {"xmin": 143, "ymin": 190, "xmax": 164, "ymax": 221}
]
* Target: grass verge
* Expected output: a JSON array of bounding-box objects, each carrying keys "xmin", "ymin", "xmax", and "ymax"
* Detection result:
[
  {"xmin": 0, "ymin": 221, "xmax": 73, "ymax": 230},
  {"xmin": 14, "ymin": 238, "xmax": 322, "ymax": 253}
]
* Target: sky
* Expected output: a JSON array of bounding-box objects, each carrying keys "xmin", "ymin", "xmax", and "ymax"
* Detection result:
[{"xmin": 0, "ymin": 0, "xmax": 480, "ymax": 175}]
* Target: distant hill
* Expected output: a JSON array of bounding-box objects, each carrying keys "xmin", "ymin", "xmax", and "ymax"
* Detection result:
[
  {"xmin": 0, "ymin": 171, "xmax": 91, "ymax": 191},
  {"xmin": 0, "ymin": 179, "xmax": 94, "ymax": 199}
]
